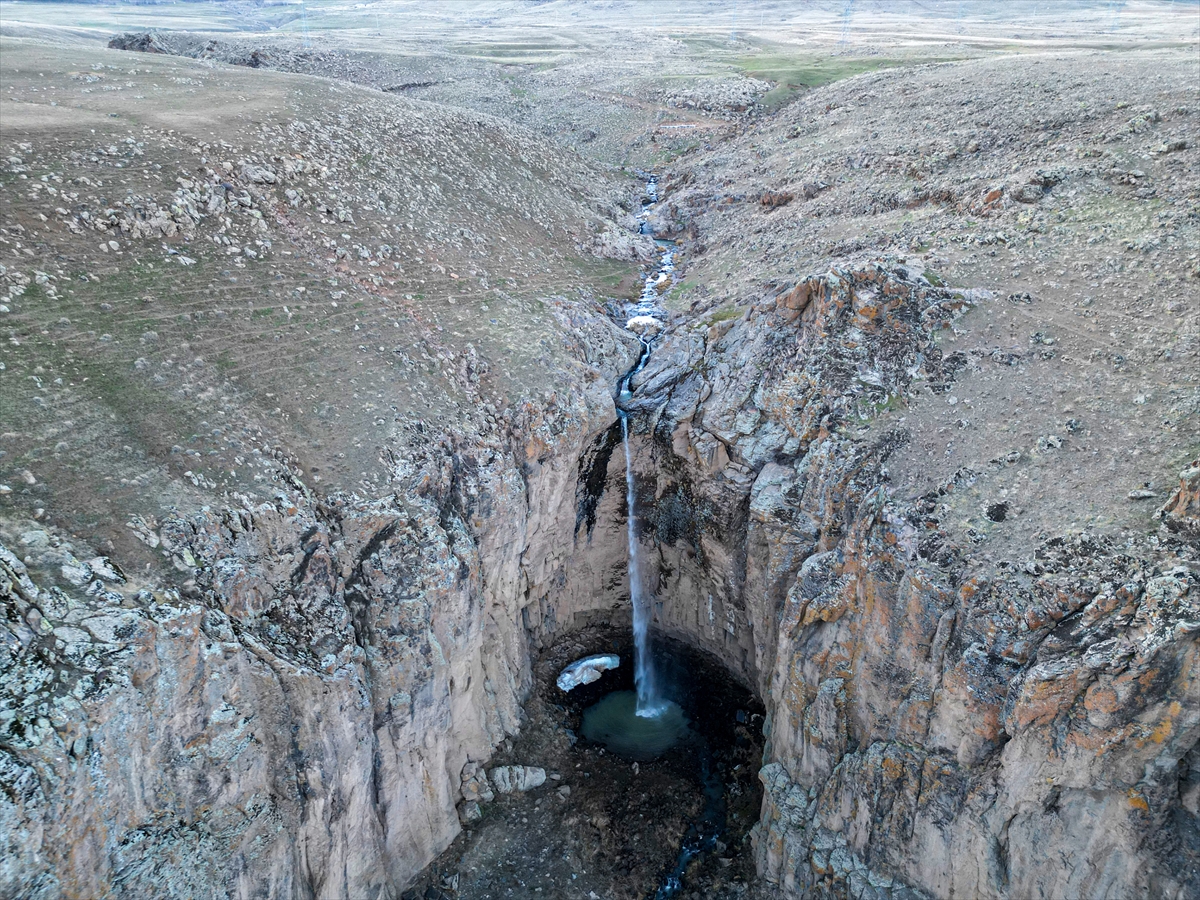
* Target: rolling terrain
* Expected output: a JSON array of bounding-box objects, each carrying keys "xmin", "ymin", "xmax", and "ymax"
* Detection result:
[{"xmin": 1, "ymin": 4, "xmax": 1198, "ymax": 899}]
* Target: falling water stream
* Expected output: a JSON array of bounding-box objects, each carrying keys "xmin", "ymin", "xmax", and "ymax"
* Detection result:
[
  {"xmin": 581, "ymin": 174, "xmax": 737, "ymax": 899},
  {"xmin": 621, "ymin": 171, "xmax": 674, "ymax": 717},
  {"xmin": 622, "ymin": 414, "xmax": 664, "ymax": 714}
]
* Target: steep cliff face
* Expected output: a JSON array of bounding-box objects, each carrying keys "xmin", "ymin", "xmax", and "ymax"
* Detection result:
[
  {"xmin": 614, "ymin": 262, "xmax": 1200, "ymax": 899},
  {"xmin": 0, "ymin": 317, "xmax": 638, "ymax": 898}
]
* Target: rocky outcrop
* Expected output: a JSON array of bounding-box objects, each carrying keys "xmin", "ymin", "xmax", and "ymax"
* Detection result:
[
  {"xmin": 0, "ymin": 296, "xmax": 639, "ymax": 898},
  {"xmin": 761, "ymin": 191, "xmax": 795, "ymax": 208},
  {"xmin": 606, "ymin": 261, "xmax": 1200, "ymax": 899},
  {"xmin": 590, "ymin": 223, "xmax": 656, "ymax": 262},
  {"xmin": 1161, "ymin": 461, "xmax": 1200, "ymax": 540}
]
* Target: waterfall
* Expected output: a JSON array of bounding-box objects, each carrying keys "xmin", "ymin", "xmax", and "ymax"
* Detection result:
[
  {"xmin": 622, "ymin": 413, "xmax": 663, "ymax": 717},
  {"xmin": 615, "ymin": 171, "xmax": 674, "ymax": 719}
]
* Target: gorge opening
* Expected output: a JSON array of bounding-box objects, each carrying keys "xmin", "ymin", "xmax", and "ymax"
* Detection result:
[{"xmin": 406, "ymin": 175, "xmax": 771, "ymax": 900}]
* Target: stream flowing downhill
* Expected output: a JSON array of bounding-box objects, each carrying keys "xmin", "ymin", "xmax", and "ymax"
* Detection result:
[
  {"xmin": 622, "ymin": 176, "xmax": 728, "ymax": 898},
  {"xmin": 621, "ymin": 171, "xmax": 674, "ymax": 717},
  {"xmin": 580, "ymin": 174, "xmax": 742, "ymax": 898}
]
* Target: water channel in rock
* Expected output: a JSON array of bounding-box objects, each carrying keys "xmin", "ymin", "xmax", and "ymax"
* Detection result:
[
  {"xmin": 580, "ymin": 175, "xmax": 739, "ymax": 895},
  {"xmin": 591, "ymin": 171, "xmax": 678, "ymax": 753},
  {"xmin": 407, "ymin": 175, "xmax": 766, "ymax": 900}
]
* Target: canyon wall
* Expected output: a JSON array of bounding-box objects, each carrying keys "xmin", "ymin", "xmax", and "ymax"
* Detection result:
[
  {"xmin": 620, "ymin": 262, "xmax": 1200, "ymax": 900},
  {"xmin": 4, "ymin": 257, "xmax": 1196, "ymax": 900},
  {"xmin": 4, "ymin": 34, "xmax": 1197, "ymax": 900},
  {"xmin": 5, "ymin": 260, "xmax": 1197, "ymax": 900},
  {"xmin": 0, "ymin": 297, "xmax": 643, "ymax": 899}
]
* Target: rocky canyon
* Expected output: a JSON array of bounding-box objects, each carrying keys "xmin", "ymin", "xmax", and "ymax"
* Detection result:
[{"xmin": 1, "ymin": 3, "xmax": 1197, "ymax": 899}]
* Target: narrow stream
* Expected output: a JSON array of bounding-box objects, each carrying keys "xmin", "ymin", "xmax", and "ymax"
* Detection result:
[
  {"xmin": 619, "ymin": 172, "xmax": 674, "ymax": 716},
  {"xmin": 655, "ymin": 749, "xmax": 726, "ymax": 899},
  {"xmin": 618, "ymin": 176, "xmax": 730, "ymax": 898}
]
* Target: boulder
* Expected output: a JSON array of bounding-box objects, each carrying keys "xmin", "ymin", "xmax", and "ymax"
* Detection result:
[
  {"xmin": 626, "ymin": 315, "xmax": 663, "ymax": 335},
  {"xmin": 1159, "ymin": 460, "xmax": 1200, "ymax": 538},
  {"xmin": 457, "ymin": 801, "xmax": 482, "ymax": 824},
  {"xmin": 489, "ymin": 765, "xmax": 546, "ymax": 794}
]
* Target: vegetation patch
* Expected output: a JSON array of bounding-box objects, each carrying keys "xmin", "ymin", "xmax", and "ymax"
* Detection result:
[
  {"xmin": 705, "ymin": 305, "xmax": 741, "ymax": 324},
  {"xmin": 734, "ymin": 44, "xmax": 962, "ymax": 108}
]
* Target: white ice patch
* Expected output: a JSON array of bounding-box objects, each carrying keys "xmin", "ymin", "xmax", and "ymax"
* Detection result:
[
  {"xmin": 557, "ymin": 654, "xmax": 621, "ymax": 692},
  {"xmin": 626, "ymin": 314, "xmax": 663, "ymax": 335}
]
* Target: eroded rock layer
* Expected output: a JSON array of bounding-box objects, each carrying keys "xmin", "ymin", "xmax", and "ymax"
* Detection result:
[{"xmin": 614, "ymin": 264, "xmax": 1199, "ymax": 899}]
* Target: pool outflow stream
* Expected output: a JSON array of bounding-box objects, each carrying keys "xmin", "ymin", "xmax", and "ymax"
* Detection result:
[{"xmin": 654, "ymin": 750, "xmax": 726, "ymax": 899}]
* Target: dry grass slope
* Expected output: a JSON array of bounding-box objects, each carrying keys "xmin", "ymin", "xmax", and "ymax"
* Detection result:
[{"xmin": 0, "ymin": 37, "xmax": 644, "ymax": 567}]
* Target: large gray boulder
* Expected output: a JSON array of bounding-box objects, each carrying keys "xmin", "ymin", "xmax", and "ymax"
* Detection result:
[{"xmin": 488, "ymin": 766, "xmax": 547, "ymax": 795}]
